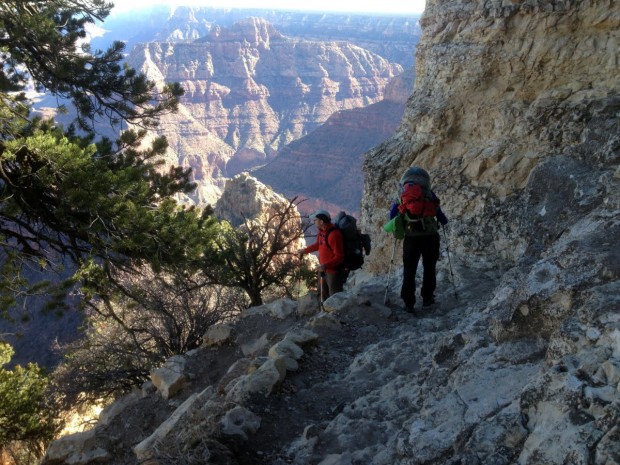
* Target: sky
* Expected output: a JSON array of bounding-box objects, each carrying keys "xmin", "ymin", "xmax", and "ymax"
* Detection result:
[{"xmin": 112, "ymin": 0, "xmax": 426, "ymax": 15}]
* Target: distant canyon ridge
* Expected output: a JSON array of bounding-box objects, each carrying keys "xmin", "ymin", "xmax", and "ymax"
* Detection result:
[{"xmin": 114, "ymin": 7, "xmax": 421, "ymax": 212}]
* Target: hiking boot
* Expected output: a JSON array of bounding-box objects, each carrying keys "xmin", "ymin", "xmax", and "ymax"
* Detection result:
[
  {"xmin": 422, "ymin": 296, "xmax": 435, "ymax": 307},
  {"xmin": 402, "ymin": 298, "xmax": 415, "ymax": 313}
]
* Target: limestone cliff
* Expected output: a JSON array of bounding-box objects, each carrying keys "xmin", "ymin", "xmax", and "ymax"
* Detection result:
[
  {"xmin": 214, "ymin": 173, "xmax": 299, "ymax": 229},
  {"xmin": 362, "ymin": 0, "xmax": 618, "ymax": 272},
  {"xmin": 127, "ymin": 17, "xmax": 402, "ymax": 204},
  {"xmin": 357, "ymin": 0, "xmax": 620, "ymax": 461},
  {"xmin": 43, "ymin": 2, "xmax": 619, "ymax": 465}
]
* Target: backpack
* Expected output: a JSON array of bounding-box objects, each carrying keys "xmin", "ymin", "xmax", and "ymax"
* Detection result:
[
  {"xmin": 398, "ymin": 167, "xmax": 439, "ymax": 235},
  {"xmin": 326, "ymin": 211, "xmax": 371, "ymax": 271}
]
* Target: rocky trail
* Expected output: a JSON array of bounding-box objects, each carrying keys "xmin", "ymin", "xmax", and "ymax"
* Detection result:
[
  {"xmin": 202, "ymin": 264, "xmax": 501, "ymax": 465},
  {"xmin": 43, "ymin": 240, "xmax": 620, "ymax": 465},
  {"xmin": 50, "ymin": 262, "xmax": 491, "ymax": 465}
]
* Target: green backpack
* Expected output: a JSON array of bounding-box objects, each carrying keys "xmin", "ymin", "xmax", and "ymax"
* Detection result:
[{"xmin": 383, "ymin": 214, "xmax": 406, "ymax": 239}]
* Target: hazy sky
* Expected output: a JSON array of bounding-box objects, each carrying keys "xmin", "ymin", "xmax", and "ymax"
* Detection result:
[{"xmin": 112, "ymin": 0, "xmax": 426, "ymax": 15}]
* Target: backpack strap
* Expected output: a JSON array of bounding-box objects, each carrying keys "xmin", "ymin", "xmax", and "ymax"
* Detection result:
[
  {"xmin": 322, "ymin": 225, "xmax": 336, "ymax": 252},
  {"xmin": 324, "ymin": 227, "xmax": 332, "ymax": 250}
]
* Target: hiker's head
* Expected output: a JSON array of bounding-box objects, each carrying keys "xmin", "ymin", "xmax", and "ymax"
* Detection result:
[
  {"xmin": 310, "ymin": 209, "xmax": 331, "ymax": 230},
  {"xmin": 400, "ymin": 166, "xmax": 430, "ymax": 188}
]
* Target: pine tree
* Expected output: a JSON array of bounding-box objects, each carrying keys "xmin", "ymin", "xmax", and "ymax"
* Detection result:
[
  {"xmin": 0, "ymin": 0, "xmax": 217, "ymax": 314},
  {"xmin": 0, "ymin": 343, "xmax": 58, "ymax": 460}
]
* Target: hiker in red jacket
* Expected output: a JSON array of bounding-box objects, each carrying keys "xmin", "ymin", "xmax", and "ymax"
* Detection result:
[{"xmin": 298, "ymin": 209, "xmax": 345, "ymax": 301}]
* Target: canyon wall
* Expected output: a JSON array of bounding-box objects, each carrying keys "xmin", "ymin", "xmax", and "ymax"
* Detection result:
[
  {"xmin": 253, "ymin": 70, "xmax": 414, "ymax": 216},
  {"xmin": 128, "ymin": 17, "xmax": 402, "ymax": 204},
  {"xmin": 99, "ymin": 7, "xmax": 422, "ymax": 69},
  {"xmin": 362, "ymin": 0, "xmax": 618, "ymax": 273},
  {"xmin": 23, "ymin": 7, "xmax": 418, "ymax": 368}
]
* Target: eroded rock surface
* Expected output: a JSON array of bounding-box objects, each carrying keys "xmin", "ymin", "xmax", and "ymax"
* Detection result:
[{"xmin": 41, "ymin": 267, "xmax": 620, "ymax": 464}]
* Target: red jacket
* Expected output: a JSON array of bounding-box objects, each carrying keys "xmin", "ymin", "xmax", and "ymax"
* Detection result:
[{"xmin": 302, "ymin": 224, "xmax": 344, "ymax": 274}]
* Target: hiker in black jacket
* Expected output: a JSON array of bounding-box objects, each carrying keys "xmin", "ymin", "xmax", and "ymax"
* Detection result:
[{"xmin": 390, "ymin": 167, "xmax": 448, "ymax": 313}]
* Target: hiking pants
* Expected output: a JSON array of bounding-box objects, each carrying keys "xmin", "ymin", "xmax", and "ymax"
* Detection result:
[
  {"xmin": 401, "ymin": 233, "xmax": 440, "ymax": 307},
  {"xmin": 319, "ymin": 270, "xmax": 345, "ymax": 302}
]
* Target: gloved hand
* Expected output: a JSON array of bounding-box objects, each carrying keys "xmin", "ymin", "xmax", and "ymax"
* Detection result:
[{"xmin": 436, "ymin": 207, "xmax": 448, "ymax": 226}]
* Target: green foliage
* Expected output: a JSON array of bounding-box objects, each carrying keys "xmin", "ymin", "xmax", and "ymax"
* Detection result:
[
  {"xmin": 0, "ymin": 1, "xmax": 317, "ymax": 445},
  {"xmin": 0, "ymin": 0, "xmax": 182, "ymax": 131},
  {"xmin": 0, "ymin": 0, "xmax": 229, "ymax": 445},
  {"xmin": 1, "ymin": 124, "xmax": 205, "ymax": 264},
  {"xmin": 203, "ymin": 197, "xmax": 312, "ymax": 306},
  {"xmin": 0, "ymin": 0, "xmax": 222, "ymax": 315},
  {"xmin": 0, "ymin": 343, "xmax": 59, "ymax": 457}
]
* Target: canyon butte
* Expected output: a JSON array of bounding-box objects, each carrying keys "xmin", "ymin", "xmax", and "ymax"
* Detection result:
[
  {"xmin": 123, "ymin": 10, "xmax": 417, "ymax": 207},
  {"xmin": 42, "ymin": 1, "xmax": 619, "ymax": 465}
]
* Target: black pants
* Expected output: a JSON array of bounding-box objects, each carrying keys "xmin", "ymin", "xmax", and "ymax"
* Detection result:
[{"xmin": 400, "ymin": 233, "xmax": 440, "ymax": 307}]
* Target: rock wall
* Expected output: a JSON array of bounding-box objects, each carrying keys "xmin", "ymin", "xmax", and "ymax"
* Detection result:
[
  {"xmin": 362, "ymin": 0, "xmax": 619, "ymax": 273},
  {"xmin": 356, "ymin": 0, "xmax": 620, "ymax": 460},
  {"xmin": 99, "ymin": 7, "xmax": 422, "ymax": 69},
  {"xmin": 253, "ymin": 99, "xmax": 405, "ymax": 216},
  {"xmin": 214, "ymin": 173, "xmax": 298, "ymax": 228},
  {"xmin": 252, "ymin": 70, "xmax": 414, "ymax": 215}
]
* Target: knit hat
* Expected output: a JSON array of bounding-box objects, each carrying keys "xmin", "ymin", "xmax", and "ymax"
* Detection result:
[
  {"xmin": 309, "ymin": 209, "xmax": 331, "ymax": 222},
  {"xmin": 400, "ymin": 166, "xmax": 430, "ymax": 188}
]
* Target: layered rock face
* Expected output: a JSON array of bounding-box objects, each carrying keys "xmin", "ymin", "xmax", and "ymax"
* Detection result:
[
  {"xmin": 253, "ymin": 70, "xmax": 413, "ymax": 216},
  {"xmin": 253, "ymin": 100, "xmax": 403, "ymax": 216},
  {"xmin": 214, "ymin": 173, "xmax": 299, "ymax": 228},
  {"xmin": 100, "ymin": 7, "xmax": 422, "ymax": 69},
  {"xmin": 128, "ymin": 17, "xmax": 402, "ymax": 204},
  {"xmin": 363, "ymin": 0, "xmax": 618, "ymax": 270},
  {"xmin": 257, "ymin": 11, "xmax": 421, "ymax": 69}
]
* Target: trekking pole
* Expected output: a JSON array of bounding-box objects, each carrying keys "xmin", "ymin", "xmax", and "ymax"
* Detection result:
[
  {"xmin": 297, "ymin": 264, "xmax": 302, "ymax": 302},
  {"xmin": 295, "ymin": 259, "xmax": 303, "ymax": 312},
  {"xmin": 442, "ymin": 227, "xmax": 458, "ymax": 300},
  {"xmin": 383, "ymin": 236, "xmax": 398, "ymax": 305},
  {"xmin": 319, "ymin": 270, "xmax": 326, "ymax": 312}
]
